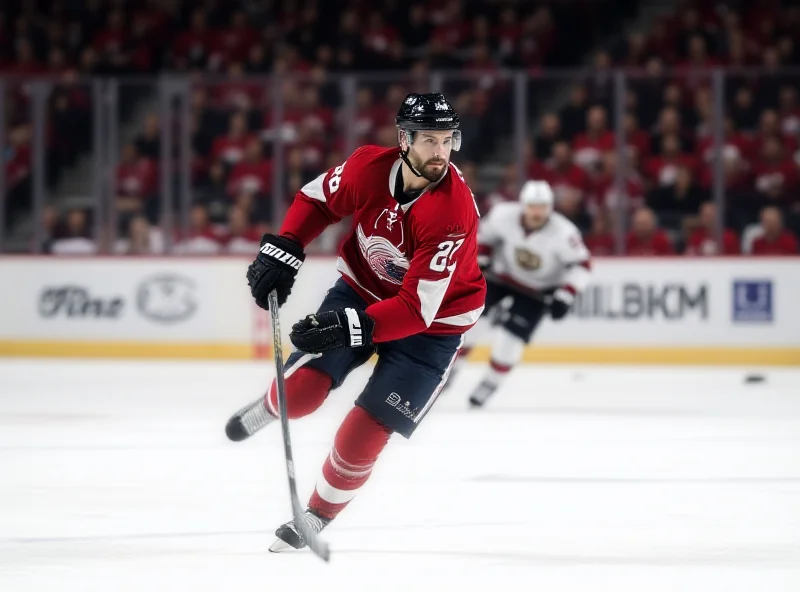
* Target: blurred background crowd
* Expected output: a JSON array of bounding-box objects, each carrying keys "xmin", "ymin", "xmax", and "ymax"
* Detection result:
[{"xmin": 1, "ymin": 0, "xmax": 799, "ymax": 256}]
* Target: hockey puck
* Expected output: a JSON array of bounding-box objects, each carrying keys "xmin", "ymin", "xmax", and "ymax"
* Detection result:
[{"xmin": 744, "ymin": 373, "xmax": 766, "ymax": 384}]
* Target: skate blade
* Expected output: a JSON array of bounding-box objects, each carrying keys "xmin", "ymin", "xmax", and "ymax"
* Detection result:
[{"xmin": 268, "ymin": 538, "xmax": 298, "ymax": 553}]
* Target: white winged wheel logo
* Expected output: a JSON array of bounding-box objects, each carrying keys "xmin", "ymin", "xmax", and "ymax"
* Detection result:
[{"xmin": 356, "ymin": 221, "xmax": 410, "ymax": 285}]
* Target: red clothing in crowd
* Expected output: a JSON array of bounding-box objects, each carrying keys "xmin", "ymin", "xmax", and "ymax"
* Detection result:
[
  {"xmin": 751, "ymin": 232, "xmax": 799, "ymax": 255},
  {"xmin": 685, "ymin": 227, "xmax": 741, "ymax": 255},
  {"xmin": 625, "ymin": 230, "xmax": 674, "ymax": 255}
]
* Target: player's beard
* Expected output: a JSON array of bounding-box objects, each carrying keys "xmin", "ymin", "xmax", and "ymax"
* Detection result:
[{"xmin": 409, "ymin": 151, "xmax": 448, "ymax": 182}]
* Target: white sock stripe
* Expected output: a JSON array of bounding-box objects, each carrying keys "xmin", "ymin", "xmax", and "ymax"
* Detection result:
[
  {"xmin": 329, "ymin": 448, "xmax": 374, "ymax": 479},
  {"xmin": 331, "ymin": 447, "xmax": 374, "ymax": 471},
  {"xmin": 315, "ymin": 475, "xmax": 360, "ymax": 505},
  {"xmin": 414, "ymin": 334, "xmax": 464, "ymax": 423}
]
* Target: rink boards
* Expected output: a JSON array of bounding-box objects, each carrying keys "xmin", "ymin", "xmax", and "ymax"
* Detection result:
[{"xmin": 0, "ymin": 256, "xmax": 798, "ymax": 365}]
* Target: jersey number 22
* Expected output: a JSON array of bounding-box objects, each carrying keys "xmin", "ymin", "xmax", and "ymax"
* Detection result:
[{"xmin": 430, "ymin": 239, "xmax": 464, "ymax": 272}]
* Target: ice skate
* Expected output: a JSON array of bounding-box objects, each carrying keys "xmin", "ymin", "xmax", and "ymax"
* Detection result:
[
  {"xmin": 225, "ymin": 396, "xmax": 276, "ymax": 441},
  {"xmin": 468, "ymin": 380, "xmax": 497, "ymax": 408},
  {"xmin": 269, "ymin": 510, "xmax": 331, "ymax": 552}
]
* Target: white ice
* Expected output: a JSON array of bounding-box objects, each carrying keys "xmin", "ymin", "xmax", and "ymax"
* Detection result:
[{"xmin": 1, "ymin": 360, "xmax": 800, "ymax": 592}]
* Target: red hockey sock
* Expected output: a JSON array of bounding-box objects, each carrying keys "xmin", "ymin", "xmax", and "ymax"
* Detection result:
[
  {"xmin": 308, "ymin": 406, "xmax": 392, "ymax": 520},
  {"xmin": 489, "ymin": 358, "xmax": 513, "ymax": 373},
  {"xmin": 265, "ymin": 367, "xmax": 332, "ymax": 419}
]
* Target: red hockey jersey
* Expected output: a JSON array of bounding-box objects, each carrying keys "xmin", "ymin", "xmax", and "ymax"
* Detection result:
[{"xmin": 280, "ymin": 145, "xmax": 487, "ymax": 343}]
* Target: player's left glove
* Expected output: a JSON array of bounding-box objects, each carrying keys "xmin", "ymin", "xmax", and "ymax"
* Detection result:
[
  {"xmin": 549, "ymin": 288, "xmax": 575, "ymax": 321},
  {"xmin": 289, "ymin": 308, "xmax": 375, "ymax": 354}
]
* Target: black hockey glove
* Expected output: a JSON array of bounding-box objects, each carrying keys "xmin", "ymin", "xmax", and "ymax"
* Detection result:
[
  {"xmin": 290, "ymin": 308, "xmax": 375, "ymax": 354},
  {"xmin": 246, "ymin": 234, "xmax": 305, "ymax": 310},
  {"xmin": 549, "ymin": 288, "xmax": 575, "ymax": 321}
]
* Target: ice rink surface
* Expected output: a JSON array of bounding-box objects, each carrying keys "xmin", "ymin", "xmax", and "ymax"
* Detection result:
[{"xmin": 1, "ymin": 359, "xmax": 799, "ymax": 592}]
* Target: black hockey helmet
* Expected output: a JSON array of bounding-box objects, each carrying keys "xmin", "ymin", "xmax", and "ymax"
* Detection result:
[
  {"xmin": 396, "ymin": 92, "xmax": 461, "ymax": 132},
  {"xmin": 396, "ymin": 93, "xmax": 461, "ymax": 177}
]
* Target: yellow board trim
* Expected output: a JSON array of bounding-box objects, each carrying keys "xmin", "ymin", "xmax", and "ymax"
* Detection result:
[
  {"xmin": 0, "ymin": 340, "xmax": 252, "ymax": 360},
  {"xmin": 467, "ymin": 345, "xmax": 800, "ymax": 366},
  {"xmin": 0, "ymin": 340, "xmax": 798, "ymax": 366}
]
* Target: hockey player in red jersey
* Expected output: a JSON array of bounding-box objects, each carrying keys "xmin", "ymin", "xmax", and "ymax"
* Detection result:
[{"xmin": 225, "ymin": 93, "xmax": 486, "ymax": 551}]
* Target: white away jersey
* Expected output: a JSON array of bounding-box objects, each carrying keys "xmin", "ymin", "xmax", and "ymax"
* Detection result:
[{"xmin": 478, "ymin": 203, "xmax": 591, "ymax": 294}]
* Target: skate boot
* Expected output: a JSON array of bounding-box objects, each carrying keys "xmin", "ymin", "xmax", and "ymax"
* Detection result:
[
  {"xmin": 225, "ymin": 396, "xmax": 276, "ymax": 441},
  {"xmin": 269, "ymin": 510, "xmax": 331, "ymax": 552},
  {"xmin": 468, "ymin": 380, "xmax": 498, "ymax": 408}
]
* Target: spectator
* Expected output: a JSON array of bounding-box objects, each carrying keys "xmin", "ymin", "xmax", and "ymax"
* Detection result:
[
  {"xmin": 751, "ymin": 207, "xmax": 799, "ymax": 255},
  {"xmin": 172, "ymin": 204, "xmax": 223, "ymax": 255},
  {"xmin": 572, "ymin": 105, "xmax": 615, "ymax": 172},
  {"xmin": 483, "ymin": 164, "xmax": 519, "ymax": 210},
  {"xmin": 583, "ymin": 209, "xmax": 616, "ymax": 255},
  {"xmin": 93, "ymin": 9, "xmax": 128, "ymax": 73},
  {"xmin": 40, "ymin": 205, "xmax": 60, "ymax": 254},
  {"xmin": 533, "ymin": 112, "xmax": 563, "ymax": 161},
  {"xmin": 586, "ymin": 50, "xmax": 613, "ymax": 106},
  {"xmin": 494, "ymin": 6, "xmax": 521, "ymax": 64},
  {"xmin": 529, "ymin": 141, "xmax": 592, "ymax": 208},
  {"xmin": 623, "ymin": 112, "xmax": 651, "ymax": 162},
  {"xmin": 625, "ymin": 207, "xmax": 674, "ymax": 255},
  {"xmin": 730, "ymin": 87, "xmax": 759, "ymax": 132},
  {"xmin": 684, "ymin": 202, "xmax": 741, "ymax": 256},
  {"xmin": 695, "ymin": 117, "xmax": 750, "ymax": 170},
  {"xmin": 644, "ymin": 134, "xmax": 698, "ymax": 188},
  {"xmin": 557, "ymin": 185, "xmax": 591, "ymax": 233},
  {"xmin": 651, "ymin": 107, "xmax": 693, "ymax": 155},
  {"xmin": 225, "ymin": 206, "xmax": 261, "ymax": 254},
  {"xmin": 646, "ymin": 165, "xmax": 708, "ymax": 229},
  {"xmin": 171, "ymin": 9, "xmax": 211, "ymax": 71},
  {"xmin": 591, "ymin": 151, "xmax": 645, "ymax": 215},
  {"xmin": 403, "ymin": 5, "xmax": 433, "ymax": 58},
  {"xmin": 778, "ymin": 86, "xmax": 800, "ymax": 137},
  {"xmin": 558, "ymin": 84, "xmax": 589, "ymax": 141},
  {"xmin": 750, "ymin": 109, "xmax": 798, "ymax": 160},
  {"xmin": 212, "ymin": 62, "xmax": 264, "ymax": 113},
  {"xmin": 226, "ymin": 138, "xmax": 272, "ymax": 199},
  {"xmin": 115, "ymin": 143, "xmax": 158, "ymax": 217},
  {"xmin": 134, "ymin": 113, "xmax": 160, "ymax": 160},
  {"xmin": 211, "ymin": 111, "xmax": 253, "ymax": 166},
  {"xmin": 51, "ymin": 208, "xmax": 97, "ymax": 255},
  {"xmin": 751, "ymin": 136, "xmax": 799, "ymax": 204},
  {"xmin": 210, "ymin": 9, "xmax": 259, "ymax": 68},
  {"xmin": 114, "ymin": 215, "xmax": 165, "ymax": 255}
]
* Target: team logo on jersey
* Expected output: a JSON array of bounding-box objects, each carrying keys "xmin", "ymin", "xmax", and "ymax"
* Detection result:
[
  {"xmin": 376, "ymin": 206, "xmax": 401, "ymax": 233},
  {"xmin": 357, "ymin": 224, "xmax": 410, "ymax": 285},
  {"xmin": 515, "ymin": 248, "xmax": 541, "ymax": 271}
]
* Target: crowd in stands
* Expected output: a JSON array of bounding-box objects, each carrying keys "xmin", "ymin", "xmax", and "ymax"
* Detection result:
[
  {"xmin": 482, "ymin": 0, "xmax": 800, "ymax": 255},
  {"xmin": 2, "ymin": 0, "xmax": 798, "ymax": 256}
]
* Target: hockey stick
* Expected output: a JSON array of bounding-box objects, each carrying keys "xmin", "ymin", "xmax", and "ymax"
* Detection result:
[{"xmin": 268, "ymin": 290, "xmax": 331, "ymax": 562}]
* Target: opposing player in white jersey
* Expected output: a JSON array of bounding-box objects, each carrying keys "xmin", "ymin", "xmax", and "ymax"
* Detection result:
[{"xmin": 452, "ymin": 180, "xmax": 592, "ymax": 407}]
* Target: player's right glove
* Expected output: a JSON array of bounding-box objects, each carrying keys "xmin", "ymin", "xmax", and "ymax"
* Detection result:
[
  {"xmin": 549, "ymin": 288, "xmax": 575, "ymax": 321},
  {"xmin": 290, "ymin": 308, "xmax": 375, "ymax": 354},
  {"xmin": 246, "ymin": 234, "xmax": 305, "ymax": 310}
]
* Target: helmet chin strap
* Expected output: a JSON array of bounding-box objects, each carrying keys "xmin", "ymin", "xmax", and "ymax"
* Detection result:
[
  {"xmin": 398, "ymin": 129, "xmax": 424, "ymax": 177},
  {"xmin": 399, "ymin": 146, "xmax": 424, "ymax": 178}
]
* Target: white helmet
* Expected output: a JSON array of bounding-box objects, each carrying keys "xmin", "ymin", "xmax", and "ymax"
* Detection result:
[{"xmin": 519, "ymin": 180, "xmax": 554, "ymax": 208}]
